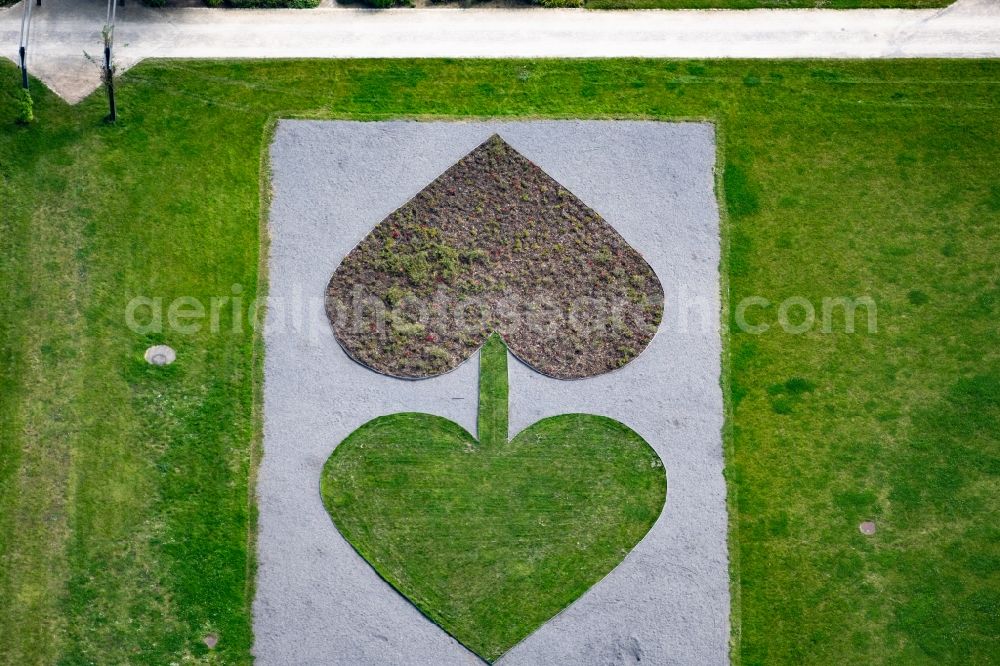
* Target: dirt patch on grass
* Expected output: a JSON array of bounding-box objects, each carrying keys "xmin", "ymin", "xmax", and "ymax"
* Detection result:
[{"xmin": 325, "ymin": 134, "xmax": 664, "ymax": 379}]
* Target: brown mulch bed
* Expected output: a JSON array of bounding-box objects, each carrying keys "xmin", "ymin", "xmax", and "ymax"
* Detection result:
[{"xmin": 325, "ymin": 134, "xmax": 664, "ymax": 379}]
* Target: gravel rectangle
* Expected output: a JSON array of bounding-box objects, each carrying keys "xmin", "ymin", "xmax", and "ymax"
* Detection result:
[{"xmin": 257, "ymin": 120, "xmax": 728, "ymax": 664}]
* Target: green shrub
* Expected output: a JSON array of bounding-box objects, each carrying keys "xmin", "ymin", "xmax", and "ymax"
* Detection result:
[
  {"xmin": 16, "ymin": 89, "xmax": 34, "ymax": 125},
  {"xmin": 224, "ymin": 0, "xmax": 320, "ymax": 6}
]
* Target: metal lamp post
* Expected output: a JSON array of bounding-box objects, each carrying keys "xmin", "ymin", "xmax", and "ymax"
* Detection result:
[{"xmin": 18, "ymin": 0, "xmax": 34, "ymax": 89}]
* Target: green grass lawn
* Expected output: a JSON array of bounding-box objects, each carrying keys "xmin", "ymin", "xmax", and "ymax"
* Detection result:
[
  {"xmin": 1, "ymin": 58, "xmax": 997, "ymax": 664},
  {"xmin": 321, "ymin": 335, "xmax": 665, "ymax": 661}
]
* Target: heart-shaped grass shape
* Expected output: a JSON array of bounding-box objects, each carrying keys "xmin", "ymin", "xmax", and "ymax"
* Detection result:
[
  {"xmin": 321, "ymin": 336, "xmax": 666, "ymax": 662},
  {"xmin": 325, "ymin": 134, "xmax": 664, "ymax": 380}
]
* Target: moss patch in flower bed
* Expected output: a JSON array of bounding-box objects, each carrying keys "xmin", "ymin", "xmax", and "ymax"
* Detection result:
[{"xmin": 325, "ymin": 134, "xmax": 664, "ymax": 379}]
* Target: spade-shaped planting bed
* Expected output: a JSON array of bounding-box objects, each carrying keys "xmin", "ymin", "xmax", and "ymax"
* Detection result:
[{"xmin": 325, "ymin": 134, "xmax": 664, "ymax": 380}]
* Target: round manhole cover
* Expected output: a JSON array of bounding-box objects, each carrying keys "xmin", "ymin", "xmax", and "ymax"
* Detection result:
[
  {"xmin": 859, "ymin": 521, "xmax": 876, "ymax": 535},
  {"xmin": 144, "ymin": 345, "xmax": 176, "ymax": 366}
]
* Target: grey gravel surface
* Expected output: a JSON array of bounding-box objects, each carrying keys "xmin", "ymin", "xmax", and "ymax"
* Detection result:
[{"xmin": 257, "ymin": 120, "xmax": 727, "ymax": 665}]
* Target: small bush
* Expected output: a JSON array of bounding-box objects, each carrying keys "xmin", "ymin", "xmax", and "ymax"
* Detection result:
[
  {"xmin": 16, "ymin": 89, "xmax": 34, "ymax": 125},
  {"xmin": 224, "ymin": 0, "xmax": 320, "ymax": 6},
  {"xmin": 908, "ymin": 289, "xmax": 930, "ymax": 306}
]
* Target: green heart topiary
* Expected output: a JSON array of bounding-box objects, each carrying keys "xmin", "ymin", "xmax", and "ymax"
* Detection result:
[{"xmin": 320, "ymin": 335, "xmax": 666, "ymax": 662}]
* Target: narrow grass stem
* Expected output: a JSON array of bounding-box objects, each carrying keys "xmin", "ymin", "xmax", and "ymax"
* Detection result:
[{"xmin": 477, "ymin": 333, "xmax": 509, "ymax": 448}]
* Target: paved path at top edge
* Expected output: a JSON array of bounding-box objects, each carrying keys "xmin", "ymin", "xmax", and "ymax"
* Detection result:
[{"xmin": 2, "ymin": 0, "xmax": 999, "ymax": 103}]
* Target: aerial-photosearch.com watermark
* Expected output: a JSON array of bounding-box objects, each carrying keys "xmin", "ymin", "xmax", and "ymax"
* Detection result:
[{"xmin": 124, "ymin": 284, "xmax": 877, "ymax": 341}]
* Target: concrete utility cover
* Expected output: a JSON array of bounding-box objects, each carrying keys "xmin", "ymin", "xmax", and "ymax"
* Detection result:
[
  {"xmin": 144, "ymin": 345, "xmax": 176, "ymax": 366},
  {"xmin": 859, "ymin": 521, "xmax": 877, "ymax": 535}
]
